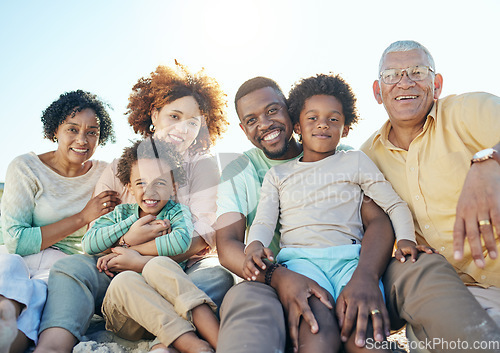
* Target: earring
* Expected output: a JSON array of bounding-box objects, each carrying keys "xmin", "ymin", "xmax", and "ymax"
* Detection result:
[
  {"xmin": 149, "ymin": 124, "xmax": 155, "ymax": 133},
  {"xmin": 53, "ymin": 136, "xmax": 58, "ymax": 142}
]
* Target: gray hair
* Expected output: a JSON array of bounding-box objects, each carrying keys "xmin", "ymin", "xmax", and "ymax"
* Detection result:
[{"xmin": 378, "ymin": 40, "xmax": 435, "ymax": 73}]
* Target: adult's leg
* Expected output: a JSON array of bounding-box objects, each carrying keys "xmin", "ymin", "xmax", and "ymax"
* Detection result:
[
  {"xmin": 34, "ymin": 254, "xmax": 111, "ymax": 353},
  {"xmin": 217, "ymin": 281, "xmax": 287, "ymax": 353},
  {"xmin": 467, "ymin": 286, "xmax": 500, "ymax": 327},
  {"xmin": 383, "ymin": 253, "xmax": 500, "ymax": 353},
  {"xmin": 184, "ymin": 256, "xmax": 236, "ymax": 316}
]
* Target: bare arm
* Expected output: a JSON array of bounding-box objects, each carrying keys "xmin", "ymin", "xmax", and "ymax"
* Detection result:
[
  {"xmin": 336, "ymin": 196, "xmax": 395, "ymax": 347},
  {"xmin": 41, "ymin": 190, "xmax": 120, "ymax": 250}
]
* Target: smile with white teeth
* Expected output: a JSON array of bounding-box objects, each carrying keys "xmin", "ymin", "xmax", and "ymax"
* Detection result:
[
  {"xmin": 262, "ymin": 130, "xmax": 281, "ymax": 141},
  {"xmin": 396, "ymin": 95, "xmax": 417, "ymax": 100},
  {"xmin": 169, "ymin": 135, "xmax": 184, "ymax": 142},
  {"xmin": 144, "ymin": 199, "xmax": 159, "ymax": 206},
  {"xmin": 71, "ymin": 148, "xmax": 88, "ymax": 153}
]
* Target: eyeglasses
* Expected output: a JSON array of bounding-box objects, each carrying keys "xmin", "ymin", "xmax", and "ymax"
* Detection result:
[{"xmin": 379, "ymin": 65, "xmax": 435, "ymax": 85}]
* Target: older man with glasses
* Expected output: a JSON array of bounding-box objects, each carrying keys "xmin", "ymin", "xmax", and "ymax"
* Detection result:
[{"xmin": 360, "ymin": 40, "xmax": 500, "ymax": 351}]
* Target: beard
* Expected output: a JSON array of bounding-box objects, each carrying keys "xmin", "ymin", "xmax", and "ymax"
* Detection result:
[{"xmin": 262, "ymin": 138, "xmax": 290, "ymax": 159}]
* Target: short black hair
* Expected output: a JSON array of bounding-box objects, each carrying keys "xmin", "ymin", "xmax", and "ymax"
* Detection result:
[
  {"xmin": 41, "ymin": 90, "xmax": 115, "ymax": 145},
  {"xmin": 116, "ymin": 138, "xmax": 186, "ymax": 187},
  {"xmin": 234, "ymin": 76, "xmax": 287, "ymax": 112},
  {"xmin": 288, "ymin": 73, "xmax": 359, "ymax": 129}
]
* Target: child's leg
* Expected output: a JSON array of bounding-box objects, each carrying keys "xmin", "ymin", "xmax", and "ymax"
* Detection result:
[
  {"xmin": 171, "ymin": 332, "xmax": 214, "ymax": 353},
  {"xmin": 149, "ymin": 343, "xmax": 179, "ymax": 353},
  {"xmin": 141, "ymin": 257, "xmax": 217, "ymax": 316},
  {"xmin": 297, "ymin": 295, "xmax": 340, "ymax": 353},
  {"xmin": 277, "ymin": 252, "xmax": 338, "ymax": 352},
  {"xmin": 191, "ymin": 303, "xmax": 219, "ymax": 349},
  {"xmin": 102, "ymin": 271, "xmax": 195, "ymax": 346}
]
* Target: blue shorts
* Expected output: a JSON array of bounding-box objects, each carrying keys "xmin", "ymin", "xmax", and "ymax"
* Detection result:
[{"xmin": 277, "ymin": 244, "xmax": 384, "ymax": 301}]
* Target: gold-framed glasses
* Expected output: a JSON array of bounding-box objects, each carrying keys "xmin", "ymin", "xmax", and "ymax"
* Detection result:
[{"xmin": 379, "ymin": 65, "xmax": 435, "ymax": 85}]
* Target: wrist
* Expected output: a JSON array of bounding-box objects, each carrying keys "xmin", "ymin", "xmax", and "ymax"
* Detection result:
[
  {"xmin": 119, "ymin": 235, "xmax": 130, "ymax": 248},
  {"xmin": 76, "ymin": 211, "xmax": 90, "ymax": 228},
  {"xmin": 350, "ymin": 265, "xmax": 380, "ymax": 283},
  {"xmin": 266, "ymin": 263, "xmax": 287, "ymax": 287},
  {"xmin": 471, "ymin": 148, "xmax": 500, "ymax": 165}
]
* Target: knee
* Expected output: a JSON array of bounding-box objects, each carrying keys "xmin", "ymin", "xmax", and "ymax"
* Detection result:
[
  {"xmin": 106, "ymin": 271, "xmax": 141, "ymax": 302},
  {"xmin": 189, "ymin": 264, "xmax": 236, "ymax": 292},
  {"xmin": 221, "ymin": 282, "xmax": 281, "ymax": 317},
  {"xmin": 142, "ymin": 256, "xmax": 181, "ymax": 279},
  {"xmin": 50, "ymin": 254, "xmax": 95, "ymax": 278}
]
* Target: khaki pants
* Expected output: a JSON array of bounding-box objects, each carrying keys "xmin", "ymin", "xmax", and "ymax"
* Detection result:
[
  {"xmin": 384, "ymin": 253, "xmax": 500, "ymax": 353},
  {"xmin": 102, "ymin": 257, "xmax": 216, "ymax": 347},
  {"xmin": 217, "ymin": 281, "xmax": 287, "ymax": 353}
]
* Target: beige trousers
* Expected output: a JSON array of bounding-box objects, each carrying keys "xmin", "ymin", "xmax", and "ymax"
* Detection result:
[{"xmin": 102, "ymin": 256, "xmax": 216, "ymax": 347}]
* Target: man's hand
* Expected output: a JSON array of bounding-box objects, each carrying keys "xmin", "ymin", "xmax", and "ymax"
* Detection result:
[
  {"xmin": 335, "ymin": 272, "xmax": 390, "ymax": 347},
  {"xmin": 271, "ymin": 267, "xmax": 332, "ymax": 353},
  {"xmin": 395, "ymin": 239, "xmax": 436, "ymax": 263},
  {"xmin": 242, "ymin": 241, "xmax": 274, "ymax": 281},
  {"xmin": 453, "ymin": 158, "xmax": 500, "ymax": 268}
]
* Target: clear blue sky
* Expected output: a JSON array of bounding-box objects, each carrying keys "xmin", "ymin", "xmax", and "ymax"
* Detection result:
[{"xmin": 1, "ymin": 0, "xmax": 499, "ymax": 181}]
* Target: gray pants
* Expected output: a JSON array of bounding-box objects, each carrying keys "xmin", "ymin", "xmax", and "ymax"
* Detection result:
[
  {"xmin": 217, "ymin": 254, "xmax": 500, "ymax": 353},
  {"xmin": 39, "ymin": 254, "xmax": 235, "ymax": 341}
]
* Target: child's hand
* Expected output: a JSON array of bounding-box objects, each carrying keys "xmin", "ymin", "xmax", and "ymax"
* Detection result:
[
  {"xmin": 395, "ymin": 239, "xmax": 437, "ymax": 263},
  {"xmin": 126, "ymin": 215, "xmax": 171, "ymax": 245},
  {"xmin": 150, "ymin": 218, "xmax": 171, "ymax": 236},
  {"xmin": 106, "ymin": 247, "xmax": 152, "ymax": 273},
  {"xmin": 243, "ymin": 241, "xmax": 275, "ymax": 281},
  {"xmin": 97, "ymin": 252, "xmax": 119, "ymax": 277}
]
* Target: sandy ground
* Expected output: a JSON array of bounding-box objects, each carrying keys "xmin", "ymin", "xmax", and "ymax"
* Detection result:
[{"xmin": 69, "ymin": 319, "xmax": 410, "ymax": 353}]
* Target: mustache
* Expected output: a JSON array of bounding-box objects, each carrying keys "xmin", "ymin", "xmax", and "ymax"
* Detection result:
[{"xmin": 257, "ymin": 126, "xmax": 284, "ymax": 143}]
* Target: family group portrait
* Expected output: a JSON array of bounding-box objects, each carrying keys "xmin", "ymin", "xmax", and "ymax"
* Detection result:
[{"xmin": 0, "ymin": 1, "xmax": 499, "ymax": 353}]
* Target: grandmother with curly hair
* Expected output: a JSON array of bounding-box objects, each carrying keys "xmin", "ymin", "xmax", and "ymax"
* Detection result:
[
  {"xmin": 34, "ymin": 63, "xmax": 233, "ymax": 353},
  {"xmin": 0, "ymin": 90, "xmax": 116, "ymax": 353}
]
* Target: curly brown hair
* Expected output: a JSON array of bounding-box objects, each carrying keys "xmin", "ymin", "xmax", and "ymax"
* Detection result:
[
  {"xmin": 116, "ymin": 138, "xmax": 187, "ymax": 187},
  {"xmin": 288, "ymin": 73, "xmax": 359, "ymax": 129},
  {"xmin": 126, "ymin": 61, "xmax": 228, "ymax": 152},
  {"xmin": 41, "ymin": 90, "xmax": 115, "ymax": 145}
]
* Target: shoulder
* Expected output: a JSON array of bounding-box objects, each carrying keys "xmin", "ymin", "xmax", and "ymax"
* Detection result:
[
  {"xmin": 115, "ymin": 203, "xmax": 136, "ymax": 215},
  {"xmin": 8, "ymin": 152, "xmax": 38, "ymax": 169},
  {"xmin": 165, "ymin": 200, "xmax": 191, "ymax": 215},
  {"xmin": 437, "ymin": 92, "xmax": 500, "ymax": 116},
  {"xmin": 89, "ymin": 160, "xmax": 109, "ymax": 174},
  {"xmin": 360, "ymin": 129, "xmax": 383, "ymax": 152},
  {"xmin": 220, "ymin": 150, "xmax": 254, "ymax": 182},
  {"xmin": 6, "ymin": 152, "xmax": 43, "ymax": 178}
]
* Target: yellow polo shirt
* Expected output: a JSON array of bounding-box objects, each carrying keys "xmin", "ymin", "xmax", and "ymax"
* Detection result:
[{"xmin": 361, "ymin": 92, "xmax": 500, "ymax": 287}]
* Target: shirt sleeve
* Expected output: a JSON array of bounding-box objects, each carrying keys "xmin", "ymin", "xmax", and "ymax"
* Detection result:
[
  {"xmin": 451, "ymin": 92, "xmax": 500, "ymax": 149},
  {"xmin": 356, "ymin": 152, "xmax": 416, "ymax": 243},
  {"xmin": 155, "ymin": 203, "xmax": 193, "ymax": 256},
  {"xmin": 82, "ymin": 205, "xmax": 139, "ymax": 254},
  {"xmin": 246, "ymin": 169, "xmax": 279, "ymax": 248},
  {"xmin": 1, "ymin": 156, "xmax": 43, "ymax": 255},
  {"xmin": 216, "ymin": 154, "xmax": 254, "ymax": 219}
]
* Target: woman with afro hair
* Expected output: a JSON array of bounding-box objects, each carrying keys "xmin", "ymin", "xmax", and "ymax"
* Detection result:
[
  {"xmin": 36, "ymin": 63, "xmax": 234, "ymax": 353},
  {"xmin": 0, "ymin": 90, "xmax": 116, "ymax": 353}
]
